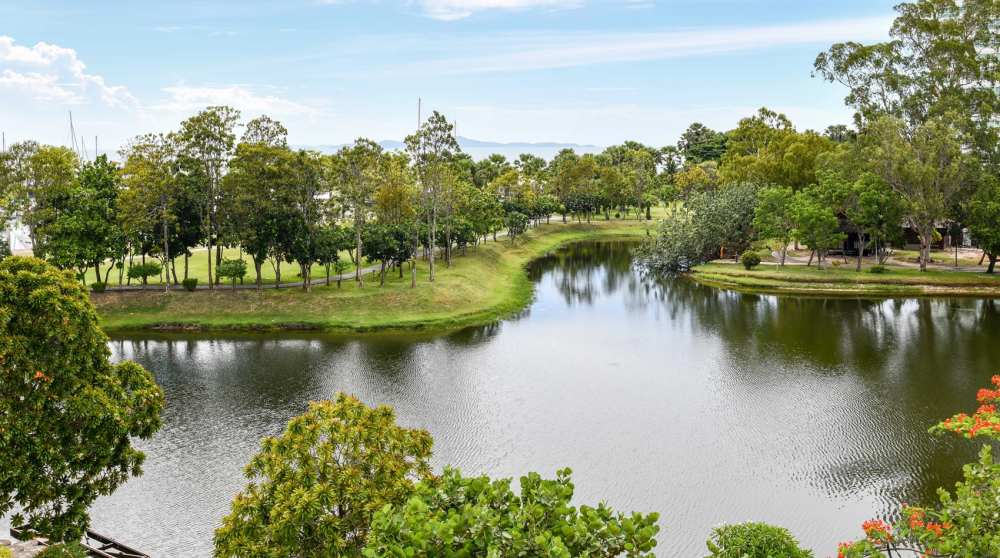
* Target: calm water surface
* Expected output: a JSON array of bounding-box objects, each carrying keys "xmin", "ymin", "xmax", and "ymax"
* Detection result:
[{"xmin": 17, "ymin": 239, "xmax": 1000, "ymax": 556}]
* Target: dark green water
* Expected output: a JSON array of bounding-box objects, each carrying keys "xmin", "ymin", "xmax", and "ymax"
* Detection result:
[{"xmin": 20, "ymin": 239, "xmax": 1000, "ymax": 556}]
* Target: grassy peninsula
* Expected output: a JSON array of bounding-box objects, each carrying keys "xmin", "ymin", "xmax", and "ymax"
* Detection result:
[
  {"xmin": 691, "ymin": 261, "xmax": 1000, "ymax": 296},
  {"xmin": 93, "ymin": 220, "xmax": 650, "ymax": 332}
]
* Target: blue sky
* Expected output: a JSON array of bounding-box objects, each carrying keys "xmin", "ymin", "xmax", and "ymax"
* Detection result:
[{"xmin": 1, "ymin": 0, "xmax": 897, "ymax": 152}]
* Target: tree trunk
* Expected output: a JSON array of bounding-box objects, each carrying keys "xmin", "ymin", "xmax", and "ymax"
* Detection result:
[
  {"xmin": 429, "ymin": 189, "xmax": 437, "ymax": 282},
  {"xmin": 275, "ymin": 260, "xmax": 282, "ymax": 289},
  {"xmin": 163, "ymin": 214, "xmax": 171, "ymax": 292},
  {"xmin": 856, "ymin": 233, "xmax": 866, "ymax": 273},
  {"xmin": 207, "ymin": 234, "xmax": 214, "ymax": 291},
  {"xmin": 172, "ymin": 258, "xmax": 179, "ymax": 285},
  {"xmin": 215, "ymin": 244, "xmax": 222, "ymax": 285},
  {"xmin": 327, "ymin": 263, "xmax": 331, "ymax": 285},
  {"xmin": 256, "ymin": 260, "xmax": 263, "ymax": 291},
  {"xmin": 380, "ymin": 261, "xmax": 386, "ymax": 286},
  {"xmin": 807, "ymin": 249, "xmax": 815, "ymax": 267},
  {"xmin": 94, "ymin": 261, "xmax": 101, "ymax": 283},
  {"xmin": 356, "ymin": 223, "xmax": 364, "ymax": 288},
  {"xmin": 920, "ymin": 227, "xmax": 932, "ymax": 272},
  {"xmin": 988, "ymin": 254, "xmax": 997, "ymax": 274}
]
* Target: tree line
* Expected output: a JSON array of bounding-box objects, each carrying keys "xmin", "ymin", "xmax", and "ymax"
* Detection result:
[
  {"xmin": 640, "ymin": 0, "xmax": 1000, "ymax": 275},
  {"xmin": 0, "ymin": 112, "xmax": 687, "ymax": 292}
]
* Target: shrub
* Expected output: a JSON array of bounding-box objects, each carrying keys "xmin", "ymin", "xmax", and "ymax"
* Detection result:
[
  {"xmin": 216, "ymin": 259, "xmax": 248, "ymax": 291},
  {"xmin": 36, "ymin": 542, "xmax": 88, "ymax": 558},
  {"xmin": 0, "ymin": 546, "xmax": 12, "ymax": 558},
  {"xmin": 127, "ymin": 262, "xmax": 162, "ymax": 290},
  {"xmin": 741, "ymin": 251, "xmax": 761, "ymax": 270},
  {"xmin": 706, "ymin": 522, "xmax": 813, "ymax": 558},
  {"xmin": 90, "ymin": 281, "xmax": 107, "ymax": 293},
  {"xmin": 867, "ymin": 264, "xmax": 886, "ymax": 274},
  {"xmin": 181, "ymin": 278, "xmax": 199, "ymax": 292}
]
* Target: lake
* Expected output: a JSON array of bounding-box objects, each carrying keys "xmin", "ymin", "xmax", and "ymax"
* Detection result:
[{"xmin": 18, "ymin": 239, "xmax": 996, "ymax": 557}]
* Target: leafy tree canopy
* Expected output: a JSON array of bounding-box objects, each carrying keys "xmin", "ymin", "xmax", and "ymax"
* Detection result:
[{"xmin": 0, "ymin": 257, "xmax": 163, "ymax": 541}]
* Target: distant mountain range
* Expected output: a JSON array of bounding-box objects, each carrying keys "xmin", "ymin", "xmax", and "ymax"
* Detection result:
[{"xmin": 292, "ymin": 136, "xmax": 599, "ymax": 152}]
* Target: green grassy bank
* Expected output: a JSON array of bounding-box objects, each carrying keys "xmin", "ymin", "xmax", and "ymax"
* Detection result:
[
  {"xmin": 93, "ymin": 220, "xmax": 651, "ymax": 332},
  {"xmin": 691, "ymin": 262, "xmax": 1000, "ymax": 297}
]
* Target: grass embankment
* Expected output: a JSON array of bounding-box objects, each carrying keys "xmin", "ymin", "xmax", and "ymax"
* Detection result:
[
  {"xmin": 93, "ymin": 220, "xmax": 651, "ymax": 332},
  {"xmin": 691, "ymin": 262, "xmax": 1000, "ymax": 296}
]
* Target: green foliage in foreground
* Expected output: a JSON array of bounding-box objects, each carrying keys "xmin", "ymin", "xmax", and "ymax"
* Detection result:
[
  {"xmin": 213, "ymin": 394, "xmax": 435, "ymax": 558},
  {"xmin": 366, "ymin": 467, "xmax": 660, "ymax": 558},
  {"xmin": 705, "ymin": 522, "xmax": 813, "ymax": 558},
  {"xmin": 36, "ymin": 541, "xmax": 89, "ymax": 558},
  {"xmin": 0, "ymin": 257, "xmax": 164, "ymax": 541},
  {"xmin": 0, "ymin": 546, "xmax": 12, "ymax": 558}
]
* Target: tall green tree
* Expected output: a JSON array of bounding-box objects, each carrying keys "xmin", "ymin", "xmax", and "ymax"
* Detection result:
[
  {"xmin": 119, "ymin": 133, "xmax": 181, "ymax": 292},
  {"xmin": 865, "ymin": 115, "xmax": 977, "ymax": 270},
  {"xmin": 288, "ymin": 150, "xmax": 328, "ymax": 292},
  {"xmin": 35, "ymin": 155, "xmax": 124, "ymax": 283},
  {"xmin": 0, "ymin": 257, "xmax": 163, "ymax": 541},
  {"xmin": 175, "ymin": 106, "xmax": 241, "ymax": 290},
  {"xmin": 753, "ymin": 186, "xmax": 797, "ymax": 265},
  {"xmin": 814, "ymin": 0, "xmax": 1000, "ymax": 148},
  {"xmin": 0, "ymin": 143, "xmax": 78, "ymax": 251},
  {"xmin": 224, "ymin": 116, "xmax": 293, "ymax": 290},
  {"xmin": 406, "ymin": 111, "xmax": 460, "ymax": 282},
  {"xmin": 334, "ymin": 139, "xmax": 383, "ymax": 288}
]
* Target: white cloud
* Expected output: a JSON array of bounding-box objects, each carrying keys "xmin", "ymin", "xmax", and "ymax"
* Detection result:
[
  {"xmin": 0, "ymin": 69, "xmax": 82, "ymax": 103},
  {"xmin": 155, "ymin": 85, "xmax": 325, "ymax": 117},
  {"xmin": 0, "ymin": 35, "xmax": 140, "ymax": 110},
  {"xmin": 155, "ymin": 26, "xmax": 182, "ymax": 33}
]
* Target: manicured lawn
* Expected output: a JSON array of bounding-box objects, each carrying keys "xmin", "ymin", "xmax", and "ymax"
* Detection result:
[
  {"xmin": 93, "ymin": 220, "xmax": 651, "ymax": 331},
  {"xmin": 692, "ymin": 262, "xmax": 1000, "ymax": 295}
]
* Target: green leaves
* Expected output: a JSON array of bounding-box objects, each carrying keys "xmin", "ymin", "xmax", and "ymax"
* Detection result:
[
  {"xmin": 705, "ymin": 522, "xmax": 812, "ymax": 558},
  {"xmin": 365, "ymin": 467, "xmax": 660, "ymax": 558},
  {"xmin": 213, "ymin": 394, "xmax": 434, "ymax": 558},
  {"xmin": 0, "ymin": 257, "xmax": 164, "ymax": 541}
]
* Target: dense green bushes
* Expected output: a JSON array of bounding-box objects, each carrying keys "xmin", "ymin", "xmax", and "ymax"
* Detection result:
[
  {"xmin": 867, "ymin": 264, "xmax": 886, "ymax": 274},
  {"xmin": 706, "ymin": 522, "xmax": 812, "ymax": 558},
  {"xmin": 90, "ymin": 281, "xmax": 107, "ymax": 293},
  {"xmin": 181, "ymin": 278, "xmax": 199, "ymax": 291},
  {"xmin": 36, "ymin": 542, "xmax": 88, "ymax": 558}
]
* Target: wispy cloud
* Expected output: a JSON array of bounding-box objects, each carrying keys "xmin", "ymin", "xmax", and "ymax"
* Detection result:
[
  {"xmin": 0, "ymin": 35, "xmax": 140, "ymax": 110},
  {"xmin": 419, "ymin": 0, "xmax": 582, "ymax": 20},
  {"xmin": 155, "ymin": 26, "xmax": 182, "ymax": 33},
  {"xmin": 210, "ymin": 31, "xmax": 239, "ymax": 37},
  {"xmin": 586, "ymin": 87, "xmax": 637, "ymax": 91},
  {"xmin": 154, "ymin": 84, "xmax": 325, "ymax": 117},
  {"xmin": 324, "ymin": 16, "xmax": 892, "ymax": 78},
  {"xmin": 406, "ymin": 16, "xmax": 891, "ymax": 75}
]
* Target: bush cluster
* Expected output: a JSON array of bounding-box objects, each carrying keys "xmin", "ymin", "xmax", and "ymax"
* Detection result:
[
  {"xmin": 181, "ymin": 278, "xmax": 199, "ymax": 291},
  {"xmin": 741, "ymin": 251, "xmax": 761, "ymax": 270},
  {"xmin": 706, "ymin": 522, "xmax": 813, "ymax": 558},
  {"xmin": 36, "ymin": 542, "xmax": 89, "ymax": 558},
  {"xmin": 90, "ymin": 281, "xmax": 107, "ymax": 293},
  {"xmin": 0, "ymin": 546, "xmax": 12, "ymax": 558},
  {"xmin": 867, "ymin": 264, "xmax": 886, "ymax": 274}
]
